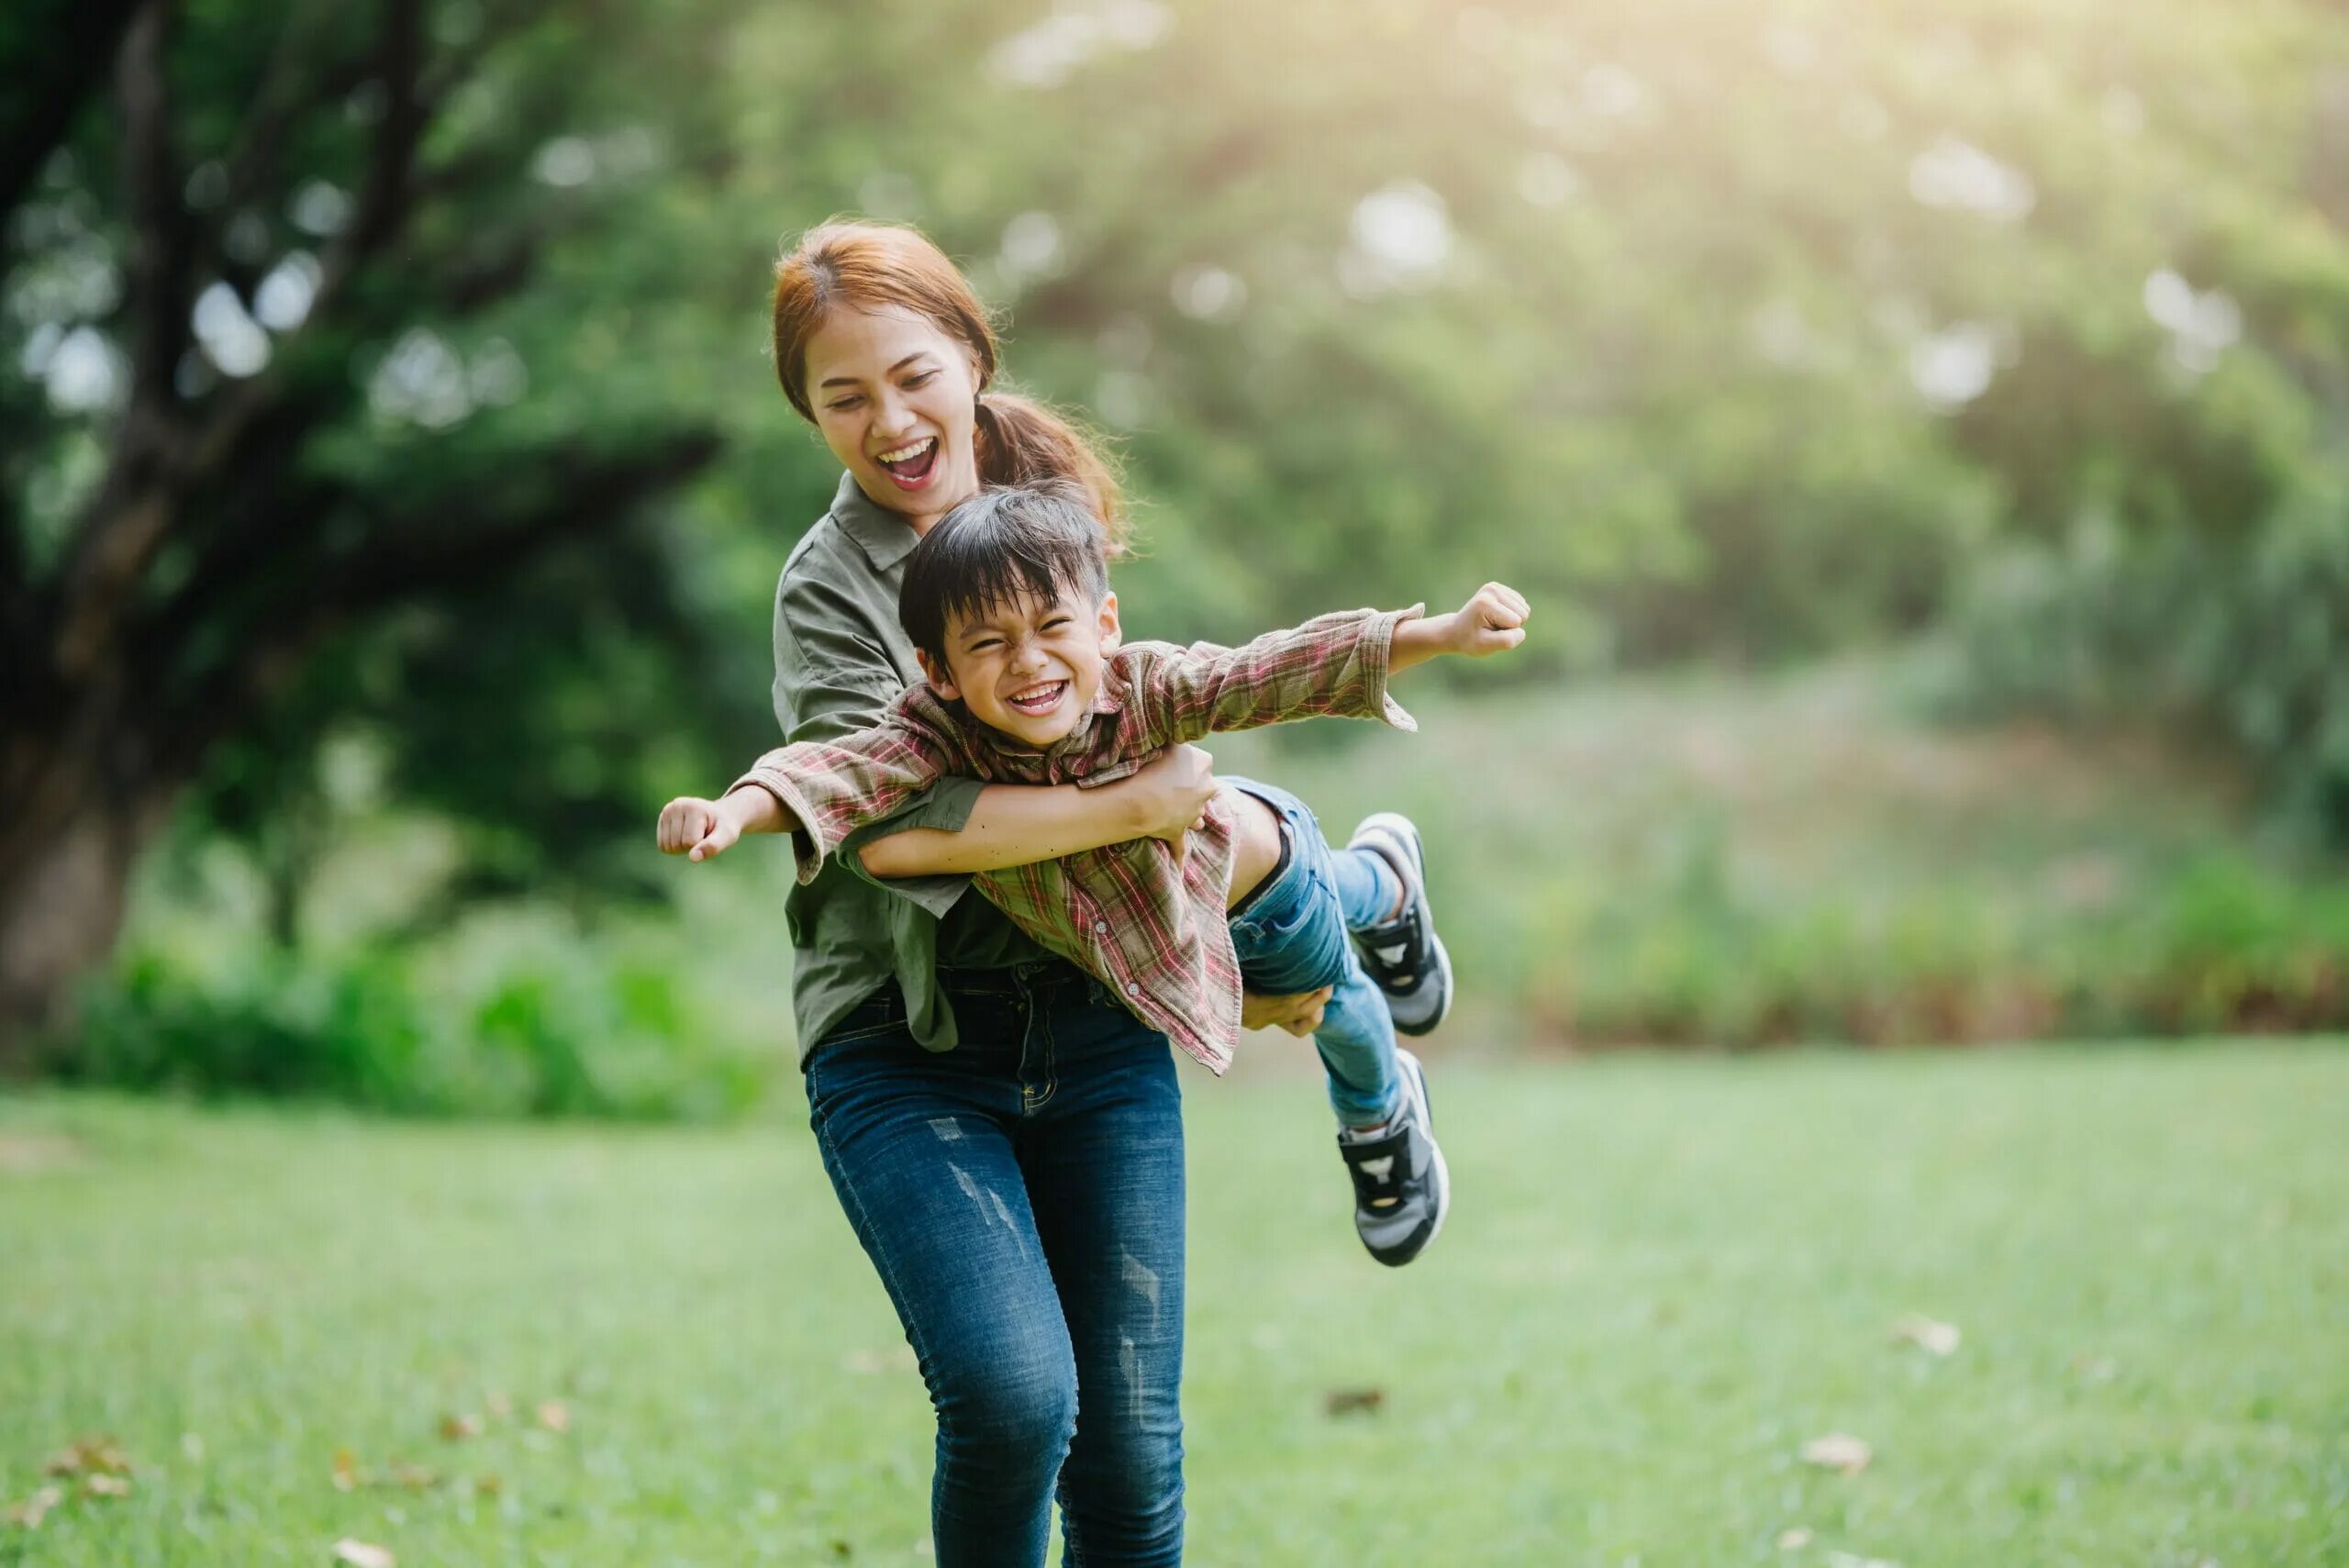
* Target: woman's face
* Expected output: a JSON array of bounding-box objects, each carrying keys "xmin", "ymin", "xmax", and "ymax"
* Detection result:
[{"xmin": 803, "ymin": 305, "xmax": 983, "ymax": 533}]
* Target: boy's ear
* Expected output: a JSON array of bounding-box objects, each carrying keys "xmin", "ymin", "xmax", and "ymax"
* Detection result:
[
  {"xmin": 916, "ymin": 648, "xmax": 961, "ymax": 702},
  {"xmin": 1096, "ymin": 591, "xmax": 1122, "ymax": 655}
]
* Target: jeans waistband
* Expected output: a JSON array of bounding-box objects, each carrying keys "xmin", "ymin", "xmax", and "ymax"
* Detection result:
[
  {"xmin": 932, "ymin": 958, "xmax": 1090, "ymax": 997},
  {"xmin": 1225, "ymin": 806, "xmax": 1295, "ymax": 921}
]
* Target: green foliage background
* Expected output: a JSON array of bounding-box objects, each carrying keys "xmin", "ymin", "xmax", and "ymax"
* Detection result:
[{"xmin": 8, "ymin": 0, "xmax": 2349, "ymax": 1108}]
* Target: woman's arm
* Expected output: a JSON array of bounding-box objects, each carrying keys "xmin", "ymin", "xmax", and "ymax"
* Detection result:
[{"xmin": 858, "ymin": 744, "xmax": 1217, "ymax": 877}]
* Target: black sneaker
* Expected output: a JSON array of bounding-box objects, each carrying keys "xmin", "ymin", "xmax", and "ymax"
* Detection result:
[
  {"xmin": 1336, "ymin": 1049, "xmax": 1450, "ymax": 1266},
  {"xmin": 1346, "ymin": 812, "xmax": 1453, "ymax": 1036}
]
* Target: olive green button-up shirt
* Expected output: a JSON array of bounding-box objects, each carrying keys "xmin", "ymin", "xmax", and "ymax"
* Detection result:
[{"xmin": 770, "ymin": 473, "xmax": 1050, "ymax": 1062}]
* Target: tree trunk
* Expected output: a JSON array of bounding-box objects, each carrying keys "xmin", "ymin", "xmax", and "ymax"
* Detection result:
[{"xmin": 0, "ymin": 743, "xmax": 174, "ymax": 1072}]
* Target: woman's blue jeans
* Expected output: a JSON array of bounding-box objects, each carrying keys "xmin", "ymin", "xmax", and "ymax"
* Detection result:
[{"xmin": 805, "ymin": 960, "xmax": 1186, "ymax": 1567}]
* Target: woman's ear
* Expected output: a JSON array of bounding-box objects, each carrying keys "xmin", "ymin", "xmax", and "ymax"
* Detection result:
[
  {"xmin": 916, "ymin": 648, "xmax": 961, "ymax": 701},
  {"xmin": 1096, "ymin": 591, "xmax": 1122, "ymax": 655}
]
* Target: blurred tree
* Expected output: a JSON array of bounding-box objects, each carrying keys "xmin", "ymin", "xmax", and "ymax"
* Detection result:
[
  {"xmin": 763, "ymin": 0, "xmax": 2346, "ymax": 813},
  {"xmin": 9, "ymin": 0, "xmax": 2349, "ymax": 1073},
  {"xmin": 0, "ymin": 0, "xmax": 749, "ymax": 1059}
]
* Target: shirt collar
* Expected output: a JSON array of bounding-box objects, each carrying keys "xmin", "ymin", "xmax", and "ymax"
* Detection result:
[{"xmin": 828, "ymin": 471, "xmax": 924, "ymax": 572}]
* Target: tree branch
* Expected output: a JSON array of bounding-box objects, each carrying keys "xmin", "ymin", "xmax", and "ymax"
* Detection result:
[
  {"xmin": 44, "ymin": 1, "xmax": 199, "ymax": 683},
  {"xmin": 115, "ymin": 0, "xmax": 196, "ymax": 416},
  {"xmin": 311, "ymin": 0, "xmax": 427, "ymax": 317},
  {"xmin": 52, "ymin": 0, "xmax": 435, "ymax": 684},
  {"xmin": 0, "ymin": 0, "xmax": 146, "ymax": 231},
  {"xmin": 149, "ymin": 430, "xmax": 722, "ymax": 775}
]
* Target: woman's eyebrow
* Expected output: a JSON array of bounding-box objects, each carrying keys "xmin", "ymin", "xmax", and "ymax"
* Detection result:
[{"xmin": 819, "ymin": 351, "xmax": 933, "ymax": 390}]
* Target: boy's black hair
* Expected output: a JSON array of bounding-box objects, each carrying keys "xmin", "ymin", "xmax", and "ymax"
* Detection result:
[{"xmin": 899, "ymin": 483, "xmax": 1111, "ymax": 672}]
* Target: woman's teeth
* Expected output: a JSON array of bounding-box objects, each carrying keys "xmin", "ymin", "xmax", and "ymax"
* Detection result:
[{"xmin": 877, "ymin": 438, "xmax": 939, "ymax": 483}]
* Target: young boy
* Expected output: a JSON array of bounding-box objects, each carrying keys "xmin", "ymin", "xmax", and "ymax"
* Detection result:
[{"xmin": 659, "ymin": 484, "xmax": 1529, "ymax": 1264}]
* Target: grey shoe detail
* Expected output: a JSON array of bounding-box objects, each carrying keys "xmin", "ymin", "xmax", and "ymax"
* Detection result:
[
  {"xmin": 1336, "ymin": 1049, "xmax": 1450, "ymax": 1267},
  {"xmin": 1346, "ymin": 812, "xmax": 1453, "ymax": 1037}
]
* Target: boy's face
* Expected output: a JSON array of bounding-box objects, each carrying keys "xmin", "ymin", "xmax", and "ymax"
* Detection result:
[{"xmin": 919, "ymin": 584, "xmax": 1122, "ymax": 748}]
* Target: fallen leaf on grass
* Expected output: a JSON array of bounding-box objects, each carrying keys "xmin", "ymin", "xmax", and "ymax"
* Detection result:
[
  {"xmin": 1776, "ymin": 1528, "xmax": 1812, "ymax": 1550},
  {"xmin": 83, "ymin": 1473, "xmax": 131, "ymax": 1499},
  {"xmin": 6, "ymin": 1486, "xmax": 62, "ymax": 1529},
  {"xmin": 841, "ymin": 1347, "xmax": 919, "ymax": 1375},
  {"xmin": 1799, "ymin": 1433, "xmax": 1873, "ymax": 1474},
  {"xmin": 329, "ymin": 1451, "xmax": 438, "ymax": 1493},
  {"xmin": 1889, "ymin": 1315, "xmax": 1961, "ymax": 1357},
  {"xmin": 1323, "ymin": 1387, "xmax": 1386, "ymax": 1418},
  {"xmin": 439, "ymin": 1413, "xmax": 483, "ymax": 1441},
  {"xmin": 535, "ymin": 1400, "xmax": 571, "ymax": 1434},
  {"xmin": 44, "ymin": 1435, "xmax": 131, "ymax": 1478},
  {"xmin": 0, "ymin": 1133, "xmax": 82, "ymax": 1173},
  {"xmin": 333, "ymin": 1540, "xmax": 395, "ymax": 1568}
]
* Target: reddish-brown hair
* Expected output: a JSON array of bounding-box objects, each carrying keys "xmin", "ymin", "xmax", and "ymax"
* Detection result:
[{"xmin": 772, "ymin": 218, "xmax": 1127, "ymax": 549}]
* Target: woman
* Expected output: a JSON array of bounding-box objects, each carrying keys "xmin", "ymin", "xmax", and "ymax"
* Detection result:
[{"xmin": 757, "ymin": 219, "xmax": 1395, "ymax": 1566}]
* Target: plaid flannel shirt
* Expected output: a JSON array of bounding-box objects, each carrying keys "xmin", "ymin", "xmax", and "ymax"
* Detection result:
[{"xmin": 729, "ymin": 606, "xmax": 1419, "ymax": 1073}]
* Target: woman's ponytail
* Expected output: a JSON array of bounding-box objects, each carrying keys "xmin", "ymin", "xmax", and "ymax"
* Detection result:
[{"xmin": 974, "ymin": 392, "xmax": 1129, "ymax": 557}]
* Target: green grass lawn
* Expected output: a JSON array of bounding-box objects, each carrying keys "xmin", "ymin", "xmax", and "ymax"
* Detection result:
[{"xmin": 4, "ymin": 1044, "xmax": 2345, "ymax": 1565}]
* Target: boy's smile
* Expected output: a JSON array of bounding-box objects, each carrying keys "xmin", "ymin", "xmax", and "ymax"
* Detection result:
[{"xmin": 920, "ymin": 586, "xmax": 1121, "ymax": 748}]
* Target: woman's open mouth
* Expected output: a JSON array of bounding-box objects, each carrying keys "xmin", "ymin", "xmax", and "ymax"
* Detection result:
[
  {"xmin": 1004, "ymin": 680, "xmax": 1068, "ymax": 717},
  {"xmin": 874, "ymin": 437, "xmax": 940, "ymax": 489}
]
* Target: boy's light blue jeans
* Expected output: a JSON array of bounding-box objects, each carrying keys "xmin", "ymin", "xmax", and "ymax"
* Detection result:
[{"xmin": 1222, "ymin": 778, "xmax": 1404, "ymax": 1128}]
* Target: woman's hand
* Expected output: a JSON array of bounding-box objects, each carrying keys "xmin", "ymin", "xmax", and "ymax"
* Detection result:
[
  {"xmin": 1123, "ymin": 743, "xmax": 1219, "ymax": 847},
  {"xmin": 1241, "ymin": 985, "xmax": 1333, "ymax": 1037}
]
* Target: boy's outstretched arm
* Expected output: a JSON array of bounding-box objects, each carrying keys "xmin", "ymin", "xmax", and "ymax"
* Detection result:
[
  {"xmin": 656, "ymin": 719, "xmax": 952, "ymax": 877},
  {"xmin": 1389, "ymin": 582, "xmax": 1531, "ymax": 673},
  {"xmin": 1138, "ymin": 582, "xmax": 1532, "ymax": 745},
  {"xmin": 656, "ymin": 786, "xmax": 791, "ymax": 863}
]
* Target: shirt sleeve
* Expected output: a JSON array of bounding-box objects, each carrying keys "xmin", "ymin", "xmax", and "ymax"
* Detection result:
[
  {"xmin": 729, "ymin": 710, "xmax": 956, "ymax": 885},
  {"xmin": 1126, "ymin": 606, "xmax": 1424, "ymax": 746},
  {"xmin": 770, "ymin": 563, "xmax": 991, "ymax": 918}
]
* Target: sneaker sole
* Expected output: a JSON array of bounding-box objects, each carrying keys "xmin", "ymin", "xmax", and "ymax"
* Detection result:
[
  {"xmin": 1351, "ymin": 812, "xmax": 1454, "ymax": 1036},
  {"xmin": 1397, "ymin": 1048, "xmax": 1450, "ymax": 1258}
]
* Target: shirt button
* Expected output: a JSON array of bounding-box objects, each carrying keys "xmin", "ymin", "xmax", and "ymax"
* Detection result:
[
  {"xmin": 1095, "ymin": 920, "xmax": 1110, "ymax": 935},
  {"xmin": 1124, "ymin": 981, "xmax": 1140, "ymax": 996}
]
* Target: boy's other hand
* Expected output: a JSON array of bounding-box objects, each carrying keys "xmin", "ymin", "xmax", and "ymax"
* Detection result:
[
  {"xmin": 658, "ymin": 795, "xmax": 742, "ymax": 862},
  {"xmin": 1241, "ymin": 984, "xmax": 1332, "ymax": 1037},
  {"xmin": 1446, "ymin": 581, "xmax": 1530, "ymax": 657}
]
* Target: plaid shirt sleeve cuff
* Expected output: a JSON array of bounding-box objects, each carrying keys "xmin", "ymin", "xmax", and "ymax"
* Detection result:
[
  {"xmin": 725, "ymin": 771, "xmax": 835, "ymax": 884},
  {"xmin": 1365, "ymin": 604, "xmax": 1423, "ymax": 733}
]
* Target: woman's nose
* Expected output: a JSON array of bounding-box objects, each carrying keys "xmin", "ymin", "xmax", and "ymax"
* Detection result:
[{"xmin": 871, "ymin": 390, "xmax": 914, "ymax": 438}]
